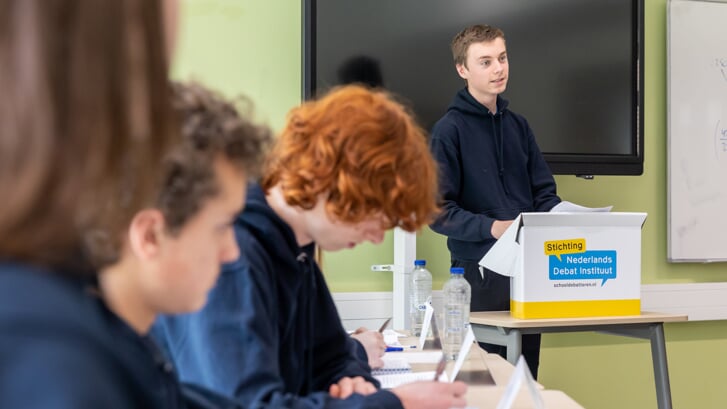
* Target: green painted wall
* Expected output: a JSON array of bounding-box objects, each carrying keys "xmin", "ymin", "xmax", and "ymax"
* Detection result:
[{"xmin": 174, "ymin": 0, "xmax": 727, "ymax": 407}]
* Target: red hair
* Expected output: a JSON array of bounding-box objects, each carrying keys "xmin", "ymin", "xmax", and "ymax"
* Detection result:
[{"xmin": 262, "ymin": 85, "xmax": 439, "ymax": 232}]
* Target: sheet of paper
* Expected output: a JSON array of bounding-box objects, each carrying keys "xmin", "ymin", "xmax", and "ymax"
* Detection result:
[
  {"xmin": 382, "ymin": 329, "xmax": 406, "ymax": 346},
  {"xmin": 388, "ymin": 351, "xmax": 444, "ymax": 364},
  {"xmin": 495, "ymin": 356, "xmax": 544, "ymax": 409},
  {"xmin": 550, "ymin": 200, "xmax": 612, "ymax": 213},
  {"xmin": 419, "ymin": 303, "xmax": 434, "ymax": 349},
  {"xmin": 449, "ymin": 325, "xmax": 475, "ymax": 382},
  {"xmin": 374, "ymin": 371, "xmax": 449, "ymax": 389},
  {"xmin": 479, "ymin": 214, "xmax": 522, "ymax": 277}
]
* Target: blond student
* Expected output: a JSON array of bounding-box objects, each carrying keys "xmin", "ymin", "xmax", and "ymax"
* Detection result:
[{"xmin": 429, "ymin": 24, "xmax": 561, "ymax": 378}]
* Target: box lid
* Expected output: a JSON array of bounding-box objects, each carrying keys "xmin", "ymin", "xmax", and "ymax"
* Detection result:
[
  {"xmin": 521, "ymin": 212, "xmax": 647, "ymax": 228},
  {"xmin": 480, "ymin": 212, "xmax": 648, "ymax": 278}
]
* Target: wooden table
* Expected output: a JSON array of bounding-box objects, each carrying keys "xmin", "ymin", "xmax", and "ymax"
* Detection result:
[
  {"xmin": 468, "ymin": 311, "xmax": 688, "ymax": 409},
  {"xmin": 395, "ymin": 336, "xmax": 584, "ymax": 408}
]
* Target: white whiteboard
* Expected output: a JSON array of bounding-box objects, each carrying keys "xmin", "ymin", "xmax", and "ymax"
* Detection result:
[{"xmin": 667, "ymin": 0, "xmax": 727, "ymax": 262}]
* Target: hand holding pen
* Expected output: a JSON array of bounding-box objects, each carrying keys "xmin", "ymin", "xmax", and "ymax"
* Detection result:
[
  {"xmin": 378, "ymin": 317, "xmax": 417, "ymax": 352},
  {"xmin": 350, "ymin": 320, "xmax": 388, "ymax": 369}
]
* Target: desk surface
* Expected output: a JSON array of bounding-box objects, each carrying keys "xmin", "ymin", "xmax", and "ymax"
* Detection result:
[
  {"xmin": 396, "ymin": 336, "xmax": 584, "ymax": 408},
  {"xmin": 460, "ymin": 346, "xmax": 584, "ymax": 408},
  {"xmin": 469, "ymin": 311, "xmax": 688, "ymax": 328}
]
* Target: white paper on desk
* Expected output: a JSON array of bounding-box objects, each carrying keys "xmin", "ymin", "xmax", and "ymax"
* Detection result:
[
  {"xmin": 391, "ymin": 351, "xmax": 443, "ymax": 364},
  {"xmin": 382, "ymin": 329, "xmax": 406, "ymax": 346},
  {"xmin": 550, "ymin": 200, "xmax": 612, "ymax": 213},
  {"xmin": 479, "ymin": 214, "xmax": 522, "ymax": 278},
  {"xmin": 419, "ymin": 303, "xmax": 434, "ymax": 349},
  {"xmin": 495, "ymin": 356, "xmax": 544, "ymax": 409},
  {"xmin": 375, "ymin": 371, "xmax": 449, "ymax": 389},
  {"xmin": 449, "ymin": 325, "xmax": 475, "ymax": 382}
]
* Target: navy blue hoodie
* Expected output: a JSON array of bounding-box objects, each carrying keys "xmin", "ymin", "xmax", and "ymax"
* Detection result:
[
  {"xmin": 152, "ymin": 184, "xmax": 403, "ymax": 409},
  {"xmin": 430, "ymin": 88, "xmax": 561, "ymax": 261},
  {"xmin": 0, "ymin": 262, "xmax": 238, "ymax": 409}
]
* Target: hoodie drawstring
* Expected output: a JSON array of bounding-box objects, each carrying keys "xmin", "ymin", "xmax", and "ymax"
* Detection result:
[{"xmin": 490, "ymin": 112, "xmax": 509, "ymax": 196}]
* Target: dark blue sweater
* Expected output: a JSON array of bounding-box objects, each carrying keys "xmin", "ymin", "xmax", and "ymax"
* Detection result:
[
  {"xmin": 152, "ymin": 185, "xmax": 403, "ymax": 409},
  {"xmin": 430, "ymin": 88, "xmax": 561, "ymax": 261},
  {"xmin": 0, "ymin": 262, "xmax": 237, "ymax": 409}
]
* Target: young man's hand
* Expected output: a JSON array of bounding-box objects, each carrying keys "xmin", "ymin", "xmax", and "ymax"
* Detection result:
[
  {"xmin": 491, "ymin": 219, "xmax": 514, "ymax": 239},
  {"xmin": 350, "ymin": 327, "xmax": 386, "ymax": 369},
  {"xmin": 392, "ymin": 381, "xmax": 468, "ymax": 408},
  {"xmin": 328, "ymin": 376, "xmax": 377, "ymax": 399}
]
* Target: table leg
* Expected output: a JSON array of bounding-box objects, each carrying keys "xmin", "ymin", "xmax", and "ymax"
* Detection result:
[
  {"xmin": 470, "ymin": 325, "xmax": 523, "ymax": 365},
  {"xmin": 650, "ymin": 323, "xmax": 672, "ymax": 409},
  {"xmin": 506, "ymin": 329, "xmax": 522, "ymax": 365}
]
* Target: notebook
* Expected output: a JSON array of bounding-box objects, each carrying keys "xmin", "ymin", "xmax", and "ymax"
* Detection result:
[
  {"xmin": 374, "ymin": 371, "xmax": 450, "ymax": 389},
  {"xmin": 371, "ymin": 356, "xmax": 412, "ymax": 376}
]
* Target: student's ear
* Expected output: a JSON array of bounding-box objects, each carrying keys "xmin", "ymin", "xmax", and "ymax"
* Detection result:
[
  {"xmin": 455, "ymin": 63, "xmax": 468, "ymax": 79},
  {"xmin": 127, "ymin": 209, "xmax": 166, "ymax": 261}
]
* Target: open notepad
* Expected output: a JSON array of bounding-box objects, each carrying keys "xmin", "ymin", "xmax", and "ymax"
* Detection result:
[
  {"xmin": 373, "ymin": 354, "xmax": 450, "ymax": 388},
  {"xmin": 374, "ymin": 371, "xmax": 450, "ymax": 389},
  {"xmin": 371, "ymin": 356, "xmax": 412, "ymax": 376}
]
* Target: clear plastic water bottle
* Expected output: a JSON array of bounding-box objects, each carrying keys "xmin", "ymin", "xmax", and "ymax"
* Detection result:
[
  {"xmin": 442, "ymin": 267, "xmax": 471, "ymax": 360},
  {"xmin": 409, "ymin": 259, "xmax": 432, "ymax": 337}
]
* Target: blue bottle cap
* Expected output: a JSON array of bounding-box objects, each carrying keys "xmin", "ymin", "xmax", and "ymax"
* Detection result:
[
  {"xmin": 414, "ymin": 259, "xmax": 426, "ymax": 266},
  {"xmin": 450, "ymin": 267, "xmax": 464, "ymax": 274}
]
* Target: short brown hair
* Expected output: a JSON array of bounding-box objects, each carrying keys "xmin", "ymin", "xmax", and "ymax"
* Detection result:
[
  {"xmin": 0, "ymin": 0, "xmax": 177, "ymax": 273},
  {"xmin": 451, "ymin": 24, "xmax": 505, "ymax": 67},
  {"xmin": 262, "ymin": 85, "xmax": 439, "ymax": 232},
  {"xmin": 158, "ymin": 81, "xmax": 272, "ymax": 235}
]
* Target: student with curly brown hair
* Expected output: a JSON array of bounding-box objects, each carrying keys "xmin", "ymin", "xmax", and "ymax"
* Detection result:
[
  {"xmin": 153, "ymin": 85, "xmax": 468, "ymax": 409},
  {"xmin": 92, "ymin": 81, "xmax": 271, "ymax": 408}
]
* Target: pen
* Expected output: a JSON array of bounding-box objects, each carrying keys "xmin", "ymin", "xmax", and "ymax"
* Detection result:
[
  {"xmin": 384, "ymin": 345, "xmax": 416, "ymax": 352},
  {"xmin": 433, "ymin": 353, "xmax": 447, "ymax": 381},
  {"xmin": 378, "ymin": 317, "xmax": 392, "ymax": 333}
]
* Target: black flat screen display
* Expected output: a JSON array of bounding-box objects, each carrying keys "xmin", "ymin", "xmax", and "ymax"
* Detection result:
[{"xmin": 303, "ymin": 0, "xmax": 644, "ymax": 176}]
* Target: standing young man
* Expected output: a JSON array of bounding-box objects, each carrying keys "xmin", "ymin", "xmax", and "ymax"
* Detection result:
[{"xmin": 429, "ymin": 24, "xmax": 561, "ymax": 379}]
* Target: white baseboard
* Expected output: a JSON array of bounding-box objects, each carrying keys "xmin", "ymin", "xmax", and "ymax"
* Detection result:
[
  {"xmin": 333, "ymin": 283, "xmax": 727, "ymax": 329},
  {"xmin": 333, "ymin": 291, "xmax": 441, "ymax": 331},
  {"xmin": 641, "ymin": 283, "xmax": 727, "ymax": 321}
]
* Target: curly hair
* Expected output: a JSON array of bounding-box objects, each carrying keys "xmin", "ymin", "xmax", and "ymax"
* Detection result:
[
  {"xmin": 157, "ymin": 81, "xmax": 273, "ymax": 235},
  {"xmin": 262, "ymin": 85, "xmax": 438, "ymax": 232}
]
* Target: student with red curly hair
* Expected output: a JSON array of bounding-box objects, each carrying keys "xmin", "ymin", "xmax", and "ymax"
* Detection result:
[{"xmin": 153, "ymin": 85, "xmax": 468, "ymax": 409}]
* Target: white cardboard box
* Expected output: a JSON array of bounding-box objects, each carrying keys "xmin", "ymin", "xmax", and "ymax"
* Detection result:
[{"xmin": 480, "ymin": 212, "xmax": 647, "ymax": 319}]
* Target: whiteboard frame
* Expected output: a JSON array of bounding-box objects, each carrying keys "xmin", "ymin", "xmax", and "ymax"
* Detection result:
[{"xmin": 666, "ymin": 0, "xmax": 727, "ymax": 262}]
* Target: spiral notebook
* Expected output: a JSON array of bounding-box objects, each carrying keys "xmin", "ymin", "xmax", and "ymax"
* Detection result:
[{"xmin": 371, "ymin": 356, "xmax": 411, "ymax": 376}]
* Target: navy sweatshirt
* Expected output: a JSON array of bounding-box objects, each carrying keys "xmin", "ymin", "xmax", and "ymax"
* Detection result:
[
  {"xmin": 152, "ymin": 184, "xmax": 403, "ymax": 409},
  {"xmin": 0, "ymin": 262, "xmax": 238, "ymax": 409},
  {"xmin": 430, "ymin": 88, "xmax": 561, "ymax": 261}
]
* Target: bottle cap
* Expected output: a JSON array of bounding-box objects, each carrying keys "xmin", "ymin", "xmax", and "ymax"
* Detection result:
[
  {"xmin": 450, "ymin": 267, "xmax": 464, "ymax": 275},
  {"xmin": 414, "ymin": 259, "xmax": 426, "ymax": 266}
]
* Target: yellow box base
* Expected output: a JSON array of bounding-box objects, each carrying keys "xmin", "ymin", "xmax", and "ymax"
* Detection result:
[{"xmin": 510, "ymin": 299, "xmax": 641, "ymax": 319}]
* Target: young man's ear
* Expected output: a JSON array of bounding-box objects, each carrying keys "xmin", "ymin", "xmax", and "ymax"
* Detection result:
[
  {"xmin": 456, "ymin": 63, "xmax": 468, "ymax": 79},
  {"xmin": 127, "ymin": 209, "xmax": 167, "ymax": 260}
]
